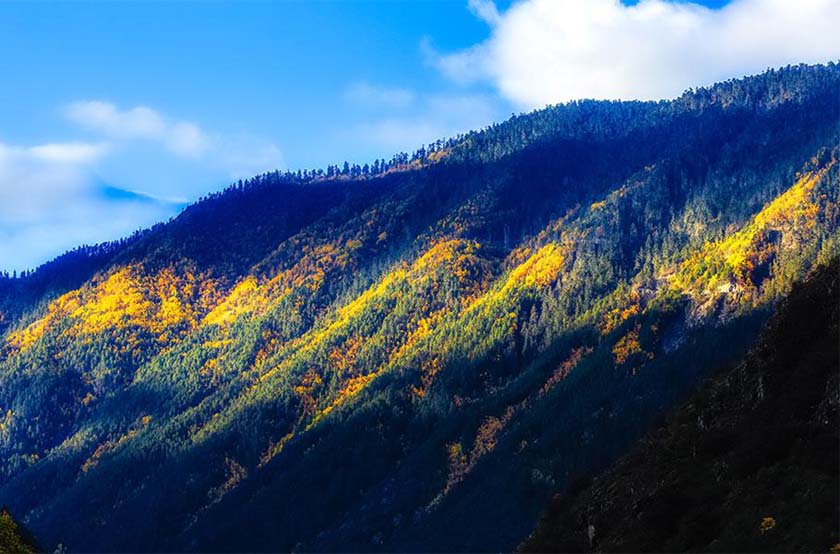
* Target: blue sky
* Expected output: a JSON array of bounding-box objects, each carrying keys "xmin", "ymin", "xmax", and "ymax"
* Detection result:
[{"xmin": 1, "ymin": 0, "xmax": 838, "ymax": 271}]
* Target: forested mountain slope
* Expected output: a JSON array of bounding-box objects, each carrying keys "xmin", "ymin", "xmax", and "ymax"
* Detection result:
[
  {"xmin": 0, "ymin": 63, "xmax": 838, "ymax": 552},
  {"xmin": 522, "ymin": 258, "xmax": 839, "ymax": 553}
]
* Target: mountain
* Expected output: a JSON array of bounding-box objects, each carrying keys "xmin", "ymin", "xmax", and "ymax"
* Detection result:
[
  {"xmin": 0, "ymin": 62, "xmax": 837, "ymax": 552},
  {"xmin": 521, "ymin": 258, "xmax": 839, "ymax": 553}
]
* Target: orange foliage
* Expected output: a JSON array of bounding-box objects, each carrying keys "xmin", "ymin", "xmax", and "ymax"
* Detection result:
[
  {"xmin": 258, "ymin": 432, "xmax": 294, "ymax": 468},
  {"xmin": 207, "ymin": 456, "xmax": 247, "ymax": 504},
  {"xmin": 539, "ymin": 346, "xmax": 593, "ymax": 395},
  {"xmin": 328, "ymin": 335, "xmax": 363, "ymax": 373},
  {"xmin": 293, "ymin": 370, "xmax": 324, "ymax": 416},
  {"xmin": 612, "ymin": 325, "xmax": 653, "ymax": 368},
  {"xmin": 338, "ymin": 372, "xmax": 378, "ymax": 401},
  {"xmin": 598, "ymin": 293, "xmax": 641, "ymax": 335},
  {"xmin": 437, "ymin": 345, "xmax": 592, "ymax": 500},
  {"xmin": 6, "ymin": 314, "xmax": 53, "ymax": 352},
  {"xmin": 81, "ymin": 414, "xmax": 151, "ymax": 473},
  {"xmin": 444, "ymin": 442, "xmax": 469, "ymax": 493},
  {"xmin": 391, "ymin": 310, "xmax": 445, "ymax": 369},
  {"xmin": 311, "ymin": 372, "xmax": 380, "ymax": 426},
  {"xmin": 6, "ymin": 290, "xmax": 81, "ymax": 351},
  {"xmin": 427, "ymin": 148, "xmax": 450, "ymax": 163},
  {"xmin": 0, "ymin": 408, "xmax": 13, "ymax": 436},
  {"xmin": 410, "ymin": 357, "xmax": 442, "ymax": 398}
]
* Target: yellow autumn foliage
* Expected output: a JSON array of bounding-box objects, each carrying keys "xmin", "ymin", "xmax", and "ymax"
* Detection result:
[
  {"xmin": 6, "ymin": 265, "xmax": 218, "ymax": 353},
  {"xmin": 670, "ymin": 167, "xmax": 831, "ymax": 297},
  {"xmin": 204, "ymin": 276, "xmax": 261, "ymax": 326},
  {"xmin": 508, "ymin": 244, "xmax": 565, "ymax": 288},
  {"xmin": 599, "ymin": 295, "xmax": 641, "ymax": 336},
  {"xmin": 612, "ymin": 326, "xmax": 643, "ymax": 365},
  {"xmin": 760, "ymin": 516, "xmax": 777, "ymax": 534}
]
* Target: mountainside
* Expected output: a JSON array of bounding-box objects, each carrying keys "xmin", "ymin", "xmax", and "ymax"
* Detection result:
[
  {"xmin": 522, "ymin": 258, "xmax": 839, "ymax": 553},
  {"xmin": 0, "ymin": 63, "xmax": 838, "ymax": 552}
]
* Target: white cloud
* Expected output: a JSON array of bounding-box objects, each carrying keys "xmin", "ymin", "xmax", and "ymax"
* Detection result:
[
  {"xmin": 166, "ymin": 122, "xmax": 210, "ymax": 158},
  {"xmin": 434, "ymin": 0, "xmax": 840, "ymax": 109},
  {"xmin": 65, "ymin": 100, "xmax": 211, "ymax": 158},
  {"xmin": 65, "ymin": 101, "xmax": 167, "ymax": 140},
  {"xmin": 216, "ymin": 137, "xmax": 285, "ymax": 180},
  {"xmin": 0, "ymin": 100, "xmax": 285, "ymax": 271},
  {"xmin": 0, "ymin": 139, "xmax": 176, "ymax": 271},
  {"xmin": 27, "ymin": 141, "xmax": 109, "ymax": 165},
  {"xmin": 0, "ymin": 199, "xmax": 174, "ymax": 274},
  {"xmin": 468, "ymin": 0, "xmax": 501, "ymax": 25},
  {"xmin": 0, "ymin": 141, "xmax": 95, "ymax": 224},
  {"xmin": 65, "ymin": 99, "xmax": 283, "ymax": 180},
  {"xmin": 354, "ymin": 92, "xmax": 501, "ymax": 153}
]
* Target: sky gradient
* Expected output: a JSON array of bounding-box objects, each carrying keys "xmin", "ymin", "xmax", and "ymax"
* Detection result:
[{"xmin": 1, "ymin": 0, "xmax": 838, "ymax": 271}]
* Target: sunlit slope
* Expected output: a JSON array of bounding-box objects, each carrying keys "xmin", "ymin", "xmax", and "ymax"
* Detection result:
[
  {"xmin": 0, "ymin": 63, "xmax": 837, "ymax": 552},
  {"xmin": 187, "ymin": 150, "xmax": 837, "ymax": 554}
]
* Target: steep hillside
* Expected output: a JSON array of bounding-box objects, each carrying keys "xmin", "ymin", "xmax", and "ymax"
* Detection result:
[
  {"xmin": 522, "ymin": 259, "xmax": 839, "ymax": 553},
  {"xmin": 0, "ymin": 63, "xmax": 838, "ymax": 552}
]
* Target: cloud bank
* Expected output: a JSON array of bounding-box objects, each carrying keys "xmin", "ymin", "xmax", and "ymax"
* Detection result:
[
  {"xmin": 67, "ymin": 101, "xmax": 216, "ymax": 159},
  {"xmin": 0, "ymin": 140, "xmax": 175, "ymax": 272},
  {"xmin": 65, "ymin": 101, "xmax": 284, "ymax": 176},
  {"xmin": 434, "ymin": 0, "xmax": 840, "ymax": 108},
  {"xmin": 0, "ymin": 101, "xmax": 284, "ymax": 271}
]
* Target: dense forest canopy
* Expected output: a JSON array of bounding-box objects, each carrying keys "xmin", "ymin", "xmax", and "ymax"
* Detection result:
[
  {"xmin": 0, "ymin": 62, "xmax": 837, "ymax": 552},
  {"xmin": 522, "ymin": 257, "xmax": 839, "ymax": 553}
]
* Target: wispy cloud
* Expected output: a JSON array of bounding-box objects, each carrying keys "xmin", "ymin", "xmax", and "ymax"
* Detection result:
[
  {"xmin": 65, "ymin": 100, "xmax": 210, "ymax": 158},
  {"xmin": 467, "ymin": 0, "xmax": 501, "ymax": 25},
  {"xmin": 0, "ymin": 141, "xmax": 98, "ymax": 224},
  {"xmin": 64, "ymin": 100, "xmax": 283, "ymax": 180},
  {"xmin": 0, "ymin": 139, "xmax": 175, "ymax": 271},
  {"xmin": 215, "ymin": 136, "xmax": 284, "ymax": 180},
  {"xmin": 351, "ymin": 91, "xmax": 501, "ymax": 154},
  {"xmin": 0, "ymin": 101, "xmax": 285, "ymax": 270},
  {"xmin": 345, "ymin": 82, "xmax": 416, "ymax": 109},
  {"xmin": 28, "ymin": 142, "xmax": 110, "ymax": 164},
  {"xmin": 432, "ymin": 0, "xmax": 840, "ymax": 109},
  {"xmin": 344, "ymin": 75, "xmax": 505, "ymax": 152}
]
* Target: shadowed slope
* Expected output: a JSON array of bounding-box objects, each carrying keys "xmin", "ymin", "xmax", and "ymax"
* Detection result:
[{"xmin": 522, "ymin": 258, "xmax": 839, "ymax": 553}]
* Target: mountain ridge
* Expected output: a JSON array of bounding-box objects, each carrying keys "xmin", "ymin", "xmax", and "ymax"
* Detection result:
[{"xmin": 0, "ymin": 62, "xmax": 837, "ymax": 552}]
